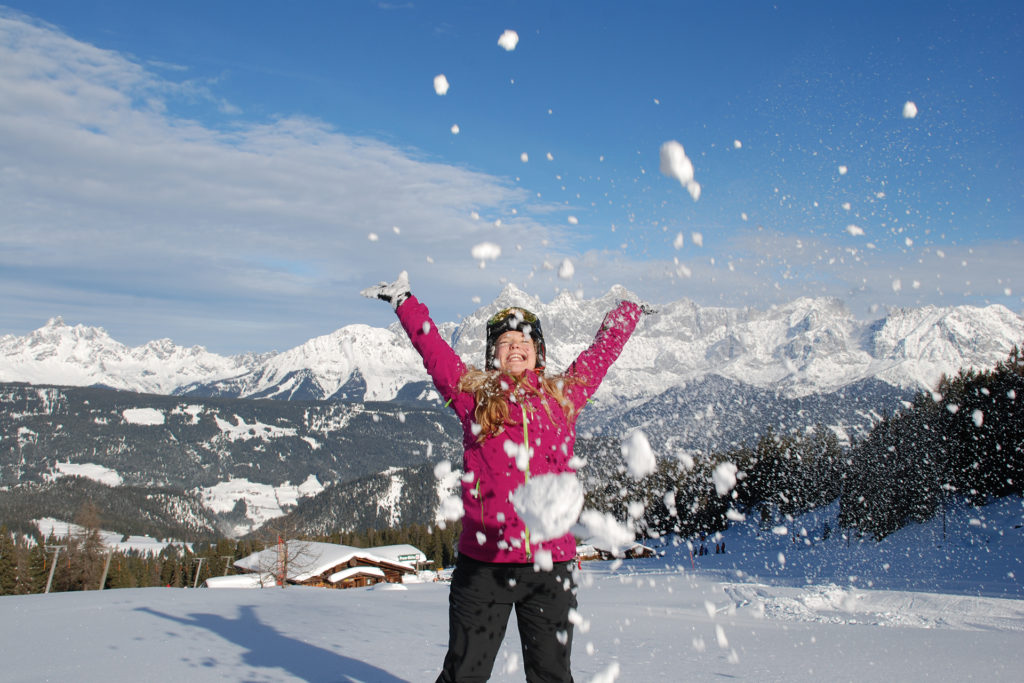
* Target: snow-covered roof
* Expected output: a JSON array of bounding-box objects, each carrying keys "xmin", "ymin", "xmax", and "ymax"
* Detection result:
[
  {"xmin": 234, "ymin": 540, "xmax": 419, "ymax": 583},
  {"xmin": 203, "ymin": 573, "xmax": 275, "ymax": 589},
  {"xmin": 329, "ymin": 566, "xmax": 385, "ymax": 584},
  {"xmin": 361, "ymin": 543, "xmax": 428, "ymax": 564}
]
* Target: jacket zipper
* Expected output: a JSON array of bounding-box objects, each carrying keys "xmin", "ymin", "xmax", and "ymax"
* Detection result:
[{"xmin": 521, "ymin": 401, "xmax": 532, "ymax": 559}]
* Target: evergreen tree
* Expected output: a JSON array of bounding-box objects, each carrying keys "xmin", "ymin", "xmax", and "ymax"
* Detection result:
[{"xmin": 0, "ymin": 526, "xmax": 18, "ymax": 595}]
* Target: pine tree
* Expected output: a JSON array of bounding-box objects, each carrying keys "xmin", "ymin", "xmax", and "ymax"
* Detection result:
[{"xmin": 0, "ymin": 526, "xmax": 18, "ymax": 595}]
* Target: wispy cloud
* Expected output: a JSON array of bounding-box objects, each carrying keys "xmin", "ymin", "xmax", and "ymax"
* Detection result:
[{"xmin": 0, "ymin": 10, "xmax": 1019, "ymax": 354}]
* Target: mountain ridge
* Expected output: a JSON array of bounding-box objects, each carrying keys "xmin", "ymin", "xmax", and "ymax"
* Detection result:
[{"xmin": 2, "ymin": 291, "xmax": 1021, "ymax": 406}]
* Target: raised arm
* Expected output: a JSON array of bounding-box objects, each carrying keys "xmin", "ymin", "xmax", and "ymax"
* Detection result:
[
  {"xmin": 361, "ymin": 272, "xmax": 468, "ymax": 409},
  {"xmin": 564, "ymin": 300, "xmax": 645, "ymax": 407}
]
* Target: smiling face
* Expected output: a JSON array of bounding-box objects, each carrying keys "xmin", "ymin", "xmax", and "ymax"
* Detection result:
[{"xmin": 493, "ymin": 330, "xmax": 537, "ymax": 376}]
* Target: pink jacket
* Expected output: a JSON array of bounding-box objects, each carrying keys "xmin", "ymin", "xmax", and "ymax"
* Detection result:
[{"xmin": 396, "ymin": 295, "xmax": 642, "ymax": 564}]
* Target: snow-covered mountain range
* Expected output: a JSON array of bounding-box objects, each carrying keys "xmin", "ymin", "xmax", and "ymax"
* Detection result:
[
  {"xmin": 3, "ymin": 286, "xmax": 1022, "ymax": 406},
  {"xmin": 3, "ymin": 286, "xmax": 1021, "ymax": 539}
]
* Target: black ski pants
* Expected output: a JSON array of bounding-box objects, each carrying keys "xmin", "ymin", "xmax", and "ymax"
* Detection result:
[{"xmin": 436, "ymin": 554, "xmax": 578, "ymax": 683}]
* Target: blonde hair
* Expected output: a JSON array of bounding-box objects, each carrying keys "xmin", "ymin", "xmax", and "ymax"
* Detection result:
[{"xmin": 456, "ymin": 367, "xmax": 583, "ymax": 441}]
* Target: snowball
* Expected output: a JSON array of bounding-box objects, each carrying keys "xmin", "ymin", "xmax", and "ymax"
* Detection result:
[
  {"xmin": 715, "ymin": 624, "xmax": 729, "ymax": 649},
  {"xmin": 558, "ymin": 258, "xmax": 575, "ymax": 280},
  {"xmin": 621, "ymin": 430, "xmax": 656, "ymax": 479},
  {"xmin": 659, "ymin": 140, "xmax": 701, "ymax": 201},
  {"xmin": 503, "ymin": 438, "xmax": 532, "ymax": 472},
  {"xmin": 533, "ymin": 549, "xmax": 554, "ymax": 571},
  {"xmin": 574, "ymin": 510, "xmax": 634, "ymax": 557},
  {"xmin": 498, "ymin": 29, "xmax": 519, "ymax": 51},
  {"xmin": 432, "ymin": 460, "xmax": 451, "ymax": 479},
  {"xmin": 433, "ymin": 74, "xmax": 450, "ymax": 95},
  {"xmin": 439, "ymin": 495, "xmax": 465, "ymax": 522},
  {"xmin": 903, "ymin": 101, "xmax": 918, "ymax": 119},
  {"xmin": 471, "ymin": 242, "xmax": 502, "ymax": 261},
  {"xmin": 510, "ymin": 472, "xmax": 585, "ymax": 542},
  {"xmin": 712, "ymin": 462, "xmax": 738, "ymax": 496}
]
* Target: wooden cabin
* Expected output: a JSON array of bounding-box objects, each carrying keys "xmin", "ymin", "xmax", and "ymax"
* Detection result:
[{"xmin": 225, "ymin": 540, "xmax": 420, "ymax": 589}]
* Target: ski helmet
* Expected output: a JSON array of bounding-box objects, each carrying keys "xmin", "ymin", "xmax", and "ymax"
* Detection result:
[{"xmin": 485, "ymin": 307, "xmax": 546, "ymax": 371}]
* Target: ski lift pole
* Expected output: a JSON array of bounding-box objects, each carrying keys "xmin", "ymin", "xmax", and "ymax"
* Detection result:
[
  {"xmin": 192, "ymin": 557, "xmax": 207, "ymax": 588},
  {"xmin": 44, "ymin": 545, "xmax": 65, "ymax": 594},
  {"xmin": 98, "ymin": 547, "xmax": 114, "ymax": 590}
]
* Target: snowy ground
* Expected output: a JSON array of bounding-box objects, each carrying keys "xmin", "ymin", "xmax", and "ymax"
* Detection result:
[{"xmin": 2, "ymin": 498, "xmax": 1022, "ymax": 682}]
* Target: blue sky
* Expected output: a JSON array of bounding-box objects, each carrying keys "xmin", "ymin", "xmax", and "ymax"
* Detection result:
[{"xmin": 0, "ymin": 1, "xmax": 1021, "ymax": 353}]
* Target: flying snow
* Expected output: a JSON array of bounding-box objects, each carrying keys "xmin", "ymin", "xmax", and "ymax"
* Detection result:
[
  {"xmin": 658, "ymin": 140, "xmax": 701, "ymax": 201},
  {"xmin": 520, "ymin": 152, "xmax": 529, "ymax": 163},
  {"xmin": 574, "ymin": 509, "xmax": 635, "ymax": 556},
  {"xmin": 621, "ymin": 430, "xmax": 656, "ymax": 479},
  {"xmin": 433, "ymin": 74, "xmax": 450, "ymax": 95},
  {"xmin": 712, "ymin": 461, "xmax": 738, "ymax": 496},
  {"xmin": 509, "ymin": 472, "xmax": 584, "ymax": 542},
  {"xmin": 673, "ymin": 233, "xmax": 684, "ymax": 249},
  {"xmin": 438, "ymin": 495, "xmax": 465, "ymax": 523},
  {"xmin": 838, "ymin": 165, "xmax": 849, "ymax": 175},
  {"xmin": 733, "ymin": 139, "xmax": 742, "ymax": 149},
  {"xmin": 471, "ymin": 242, "xmax": 501, "ymax": 264},
  {"xmin": 903, "ymin": 101, "xmax": 919, "ymax": 119},
  {"xmin": 558, "ymin": 258, "xmax": 575, "ymax": 280},
  {"xmin": 846, "ymin": 224, "xmax": 865, "ymax": 237},
  {"xmin": 498, "ymin": 29, "xmax": 519, "ymax": 51},
  {"xmin": 450, "ymin": 124, "xmax": 460, "ymax": 135}
]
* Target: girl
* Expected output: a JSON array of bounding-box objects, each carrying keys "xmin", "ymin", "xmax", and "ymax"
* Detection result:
[{"xmin": 362, "ymin": 272, "xmax": 645, "ymax": 682}]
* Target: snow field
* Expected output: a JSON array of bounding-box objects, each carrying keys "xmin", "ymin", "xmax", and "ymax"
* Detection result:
[{"xmin": 1, "ymin": 558, "xmax": 1021, "ymax": 682}]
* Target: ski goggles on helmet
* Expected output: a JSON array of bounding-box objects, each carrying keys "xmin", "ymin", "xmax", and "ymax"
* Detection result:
[{"xmin": 487, "ymin": 307, "xmax": 539, "ymax": 327}]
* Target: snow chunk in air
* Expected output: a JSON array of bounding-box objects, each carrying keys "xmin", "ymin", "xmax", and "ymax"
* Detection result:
[
  {"xmin": 713, "ymin": 461, "xmax": 738, "ymax": 496},
  {"xmin": 498, "ymin": 29, "xmax": 519, "ymax": 51},
  {"xmin": 621, "ymin": 430, "xmax": 656, "ymax": 479},
  {"xmin": 659, "ymin": 140, "xmax": 701, "ymax": 201},
  {"xmin": 903, "ymin": 101, "xmax": 918, "ymax": 119},
  {"xmin": 433, "ymin": 74, "xmax": 450, "ymax": 95},
  {"xmin": 510, "ymin": 472, "xmax": 584, "ymax": 542},
  {"xmin": 574, "ymin": 509, "xmax": 634, "ymax": 557}
]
